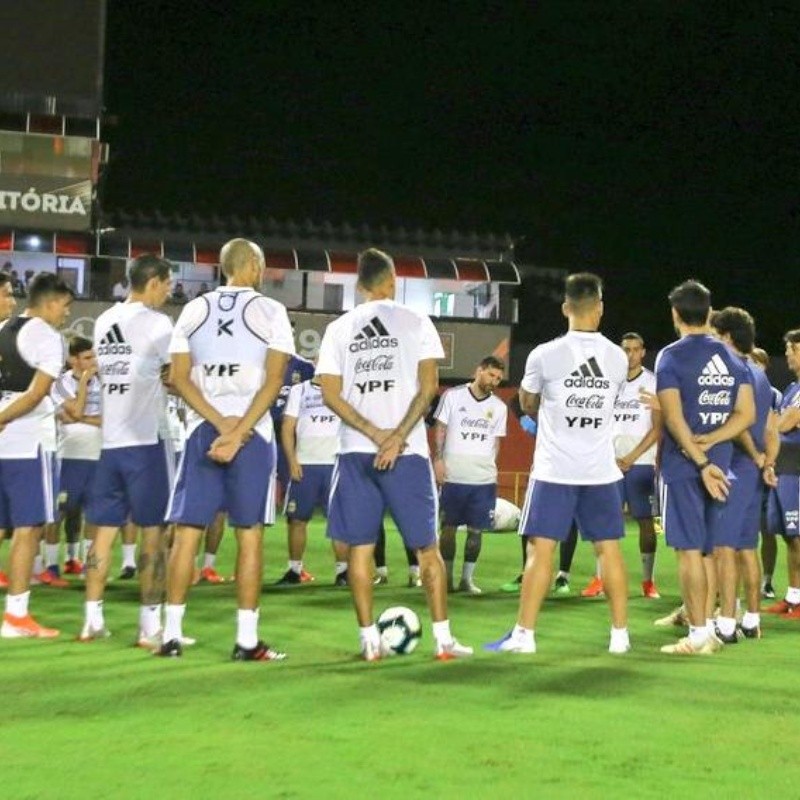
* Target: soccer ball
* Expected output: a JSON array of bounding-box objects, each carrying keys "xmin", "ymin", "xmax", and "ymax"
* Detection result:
[{"xmin": 377, "ymin": 606, "xmax": 422, "ymax": 655}]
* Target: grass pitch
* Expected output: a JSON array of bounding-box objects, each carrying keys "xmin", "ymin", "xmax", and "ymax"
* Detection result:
[{"xmin": 3, "ymin": 520, "xmax": 798, "ymax": 799}]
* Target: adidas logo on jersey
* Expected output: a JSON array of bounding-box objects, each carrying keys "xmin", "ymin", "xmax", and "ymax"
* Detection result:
[
  {"xmin": 348, "ymin": 316, "xmax": 399, "ymax": 353},
  {"xmin": 698, "ymin": 354, "xmax": 734, "ymax": 386},
  {"xmin": 564, "ymin": 357, "xmax": 610, "ymax": 389},
  {"xmin": 97, "ymin": 324, "xmax": 132, "ymax": 355}
]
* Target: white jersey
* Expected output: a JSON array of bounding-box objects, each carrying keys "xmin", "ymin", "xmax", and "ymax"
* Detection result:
[
  {"xmin": 169, "ymin": 286, "xmax": 295, "ymax": 442},
  {"xmin": 284, "ymin": 380, "xmax": 340, "ymax": 465},
  {"xmin": 94, "ymin": 301, "xmax": 173, "ymax": 449},
  {"xmin": 163, "ymin": 394, "xmax": 187, "ymax": 453},
  {"xmin": 521, "ymin": 330, "xmax": 627, "ymax": 485},
  {"xmin": 0, "ymin": 316, "xmax": 63, "ymax": 458},
  {"xmin": 316, "ymin": 299, "xmax": 444, "ymax": 457},
  {"xmin": 435, "ymin": 384, "xmax": 507, "ymax": 484},
  {"xmin": 51, "ymin": 370, "xmax": 102, "ymax": 461},
  {"xmin": 612, "ymin": 367, "xmax": 657, "ymax": 465}
]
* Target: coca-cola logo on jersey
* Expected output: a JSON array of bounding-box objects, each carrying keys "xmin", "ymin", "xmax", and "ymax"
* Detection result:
[
  {"xmin": 699, "ymin": 389, "xmax": 731, "ymax": 406},
  {"xmin": 566, "ymin": 394, "xmax": 605, "ymax": 409},
  {"xmin": 614, "ymin": 398, "xmax": 639, "ymax": 410},
  {"xmin": 354, "ymin": 354, "xmax": 395, "ymax": 374},
  {"xmin": 460, "ymin": 417, "xmax": 491, "ymax": 430}
]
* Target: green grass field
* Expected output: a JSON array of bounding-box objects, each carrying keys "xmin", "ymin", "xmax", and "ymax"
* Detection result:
[{"xmin": 4, "ymin": 520, "xmax": 799, "ymax": 799}]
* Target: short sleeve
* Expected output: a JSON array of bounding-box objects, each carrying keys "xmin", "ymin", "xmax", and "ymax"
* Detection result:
[
  {"xmin": 50, "ymin": 373, "xmax": 75, "ymax": 405},
  {"xmin": 494, "ymin": 402, "xmax": 508, "ymax": 437},
  {"xmin": 316, "ymin": 321, "xmax": 343, "ymax": 377},
  {"xmin": 434, "ymin": 389, "xmax": 452, "ymax": 424},
  {"xmin": 284, "ymin": 383, "xmax": 303, "ymax": 418},
  {"xmin": 655, "ymin": 350, "xmax": 680, "ymax": 392},
  {"xmin": 418, "ymin": 315, "xmax": 445, "ymax": 361},
  {"xmin": 520, "ymin": 346, "xmax": 544, "ymax": 394},
  {"xmin": 245, "ymin": 297, "xmax": 295, "ymax": 356},
  {"xmin": 19, "ymin": 320, "xmax": 64, "ymax": 379},
  {"xmin": 169, "ymin": 298, "xmax": 208, "ymax": 354},
  {"xmin": 151, "ymin": 313, "xmax": 174, "ymax": 365}
]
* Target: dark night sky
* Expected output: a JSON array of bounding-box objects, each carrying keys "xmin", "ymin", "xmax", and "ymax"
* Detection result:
[{"xmin": 102, "ymin": 2, "xmax": 800, "ymax": 352}]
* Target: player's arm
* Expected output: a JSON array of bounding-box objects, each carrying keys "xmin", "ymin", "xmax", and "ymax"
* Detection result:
[
  {"xmin": 735, "ymin": 430, "xmax": 763, "ymax": 466},
  {"xmin": 281, "ymin": 414, "xmax": 302, "ymax": 481},
  {"xmin": 169, "ymin": 351, "xmax": 230, "ymax": 432},
  {"xmin": 209, "ymin": 348, "xmax": 290, "ymax": 463},
  {"xmin": 762, "ymin": 408, "xmax": 780, "ymax": 488},
  {"xmin": 0, "ymin": 370, "xmax": 56, "ymax": 430},
  {"xmin": 619, "ymin": 409, "xmax": 663, "ymax": 469},
  {"xmin": 519, "ymin": 387, "xmax": 540, "ymax": 418},
  {"xmin": 694, "ymin": 384, "xmax": 756, "ymax": 448},
  {"xmin": 433, "ymin": 421, "xmax": 447, "ymax": 484},
  {"xmin": 777, "ymin": 405, "xmax": 800, "ymax": 434},
  {"xmin": 319, "ymin": 374, "xmax": 382, "ymax": 441},
  {"xmin": 376, "ymin": 358, "xmax": 439, "ymax": 470},
  {"xmin": 658, "ymin": 387, "xmax": 730, "ymax": 500}
]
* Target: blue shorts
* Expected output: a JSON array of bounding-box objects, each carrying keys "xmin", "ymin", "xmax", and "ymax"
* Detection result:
[
  {"xmin": 0, "ymin": 449, "xmax": 58, "ymax": 528},
  {"xmin": 766, "ymin": 474, "xmax": 800, "ymax": 538},
  {"xmin": 440, "ymin": 482, "xmax": 496, "ymax": 530},
  {"xmin": 167, "ymin": 422, "xmax": 276, "ymax": 528},
  {"xmin": 285, "ymin": 464, "xmax": 333, "ymax": 521},
  {"xmin": 60, "ymin": 458, "xmax": 99, "ymax": 512},
  {"xmin": 327, "ymin": 453, "xmax": 437, "ymax": 550},
  {"xmin": 660, "ymin": 477, "xmax": 727, "ymax": 552},
  {"xmin": 618, "ymin": 464, "xmax": 656, "ymax": 519},
  {"xmin": 519, "ymin": 479, "xmax": 624, "ymax": 543},
  {"xmin": 87, "ymin": 440, "xmax": 174, "ymax": 528},
  {"xmin": 276, "ymin": 443, "xmax": 290, "ymax": 489},
  {"xmin": 716, "ymin": 464, "xmax": 763, "ymax": 550}
]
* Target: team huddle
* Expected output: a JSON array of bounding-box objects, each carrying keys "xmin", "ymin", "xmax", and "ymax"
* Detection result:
[{"xmin": 0, "ymin": 243, "xmax": 794, "ymax": 660}]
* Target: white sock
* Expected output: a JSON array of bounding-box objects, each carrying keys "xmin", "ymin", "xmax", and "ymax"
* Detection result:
[
  {"xmin": 335, "ymin": 561, "xmax": 348, "ymax": 576},
  {"xmin": 32, "ymin": 555, "xmax": 44, "ymax": 575},
  {"xmin": 5, "ymin": 591, "xmax": 30, "ymax": 617},
  {"xmin": 375, "ymin": 566, "xmax": 388, "ymax": 578},
  {"xmin": 556, "ymin": 570, "xmax": 570, "ymax": 581},
  {"xmin": 717, "ymin": 616, "xmax": 736, "ymax": 637},
  {"xmin": 237, "ymin": 608, "xmax": 259, "ymax": 649},
  {"xmin": 641, "ymin": 552, "xmax": 655, "ymax": 582},
  {"xmin": 80, "ymin": 539, "xmax": 91, "ymax": 561},
  {"xmin": 741, "ymin": 611, "xmax": 760, "ymax": 629},
  {"xmin": 762, "ymin": 573, "xmax": 773, "ymax": 586},
  {"xmin": 706, "ymin": 618, "xmax": 716, "ymax": 637},
  {"xmin": 85, "ymin": 600, "xmax": 104, "ymax": 629},
  {"xmin": 511, "ymin": 623, "xmax": 534, "ymax": 644},
  {"xmin": 432, "ymin": 619, "xmax": 453, "ymax": 646},
  {"xmin": 409, "ymin": 565, "xmax": 420, "ymax": 578},
  {"xmin": 610, "ymin": 626, "xmax": 630, "ymax": 646},
  {"xmin": 595, "ymin": 558, "xmax": 602, "ymax": 579},
  {"xmin": 162, "ymin": 604, "xmax": 184, "ymax": 642},
  {"xmin": 45, "ymin": 544, "xmax": 59, "ymax": 568},
  {"xmin": 121, "ymin": 544, "xmax": 137, "ymax": 569},
  {"xmin": 786, "ymin": 586, "xmax": 800, "ymax": 604},
  {"xmin": 688, "ymin": 625, "xmax": 707, "ymax": 647},
  {"xmin": 359, "ymin": 623, "xmax": 380, "ymax": 646},
  {"xmin": 66, "ymin": 542, "xmax": 78, "ymax": 559},
  {"xmin": 288, "ymin": 560, "xmax": 302, "ymax": 575},
  {"xmin": 203, "ymin": 553, "xmax": 216, "ymax": 570},
  {"xmin": 461, "ymin": 562, "xmax": 476, "ymax": 582},
  {"xmin": 139, "ymin": 604, "xmax": 163, "ymax": 638}
]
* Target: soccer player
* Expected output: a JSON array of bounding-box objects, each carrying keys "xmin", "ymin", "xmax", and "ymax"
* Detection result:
[
  {"xmin": 317, "ymin": 247, "xmax": 471, "ymax": 661},
  {"xmin": 161, "ymin": 238, "xmax": 294, "ymax": 660},
  {"xmin": 581, "ymin": 332, "xmax": 662, "ymax": 599},
  {"xmin": 488, "ymin": 272, "xmax": 630, "ymax": 655},
  {"xmin": 0, "ymin": 273, "xmax": 73, "ymax": 638},
  {"xmin": 655, "ymin": 280, "xmax": 754, "ymax": 655},
  {"xmin": 80, "ymin": 254, "xmax": 175, "ymax": 643},
  {"xmin": 708, "ymin": 308, "xmax": 776, "ymax": 639},
  {"xmin": 0, "ymin": 270, "xmax": 16, "ymax": 589},
  {"xmin": 277, "ymin": 376, "xmax": 349, "ymax": 585},
  {"xmin": 433, "ymin": 356, "xmax": 507, "ymax": 594},
  {"xmin": 49, "ymin": 336, "xmax": 102, "ymax": 576},
  {"xmin": 763, "ymin": 329, "xmax": 800, "ymax": 616}
]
